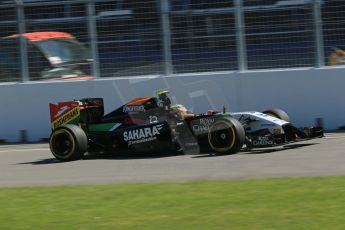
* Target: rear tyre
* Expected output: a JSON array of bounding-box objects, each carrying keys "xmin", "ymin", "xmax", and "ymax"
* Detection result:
[
  {"xmin": 262, "ymin": 108, "xmax": 290, "ymax": 122},
  {"xmin": 208, "ymin": 117, "xmax": 245, "ymax": 154},
  {"xmin": 49, "ymin": 124, "xmax": 88, "ymax": 161}
]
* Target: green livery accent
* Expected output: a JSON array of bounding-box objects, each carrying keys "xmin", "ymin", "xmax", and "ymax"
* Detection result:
[
  {"xmin": 88, "ymin": 123, "xmax": 120, "ymax": 132},
  {"xmin": 68, "ymin": 117, "xmax": 80, "ymax": 125},
  {"xmin": 222, "ymin": 112, "xmax": 232, "ymax": 117}
]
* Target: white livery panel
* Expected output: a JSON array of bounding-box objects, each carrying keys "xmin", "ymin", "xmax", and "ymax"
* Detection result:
[{"xmin": 232, "ymin": 111, "xmax": 290, "ymax": 134}]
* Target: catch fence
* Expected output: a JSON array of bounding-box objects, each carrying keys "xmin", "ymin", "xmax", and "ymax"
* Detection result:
[{"xmin": 0, "ymin": 0, "xmax": 344, "ymax": 82}]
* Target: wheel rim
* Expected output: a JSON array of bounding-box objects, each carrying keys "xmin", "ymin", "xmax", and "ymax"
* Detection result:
[
  {"xmin": 50, "ymin": 129, "xmax": 75, "ymax": 158},
  {"xmin": 208, "ymin": 121, "xmax": 236, "ymax": 153}
]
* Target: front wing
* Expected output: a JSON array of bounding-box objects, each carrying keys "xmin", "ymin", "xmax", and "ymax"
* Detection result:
[{"xmin": 245, "ymin": 125, "xmax": 324, "ymax": 149}]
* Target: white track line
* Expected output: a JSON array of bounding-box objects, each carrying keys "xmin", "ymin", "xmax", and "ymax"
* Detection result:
[
  {"xmin": 324, "ymin": 134, "xmax": 345, "ymax": 139},
  {"xmin": 0, "ymin": 148, "xmax": 49, "ymax": 153}
]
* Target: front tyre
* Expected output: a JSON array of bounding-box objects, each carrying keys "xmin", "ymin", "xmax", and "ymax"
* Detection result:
[
  {"xmin": 262, "ymin": 108, "xmax": 290, "ymax": 122},
  {"xmin": 49, "ymin": 124, "xmax": 88, "ymax": 161},
  {"xmin": 208, "ymin": 117, "xmax": 245, "ymax": 154}
]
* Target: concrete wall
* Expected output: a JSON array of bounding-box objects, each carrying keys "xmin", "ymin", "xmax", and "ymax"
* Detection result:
[{"xmin": 1, "ymin": 67, "xmax": 345, "ymax": 142}]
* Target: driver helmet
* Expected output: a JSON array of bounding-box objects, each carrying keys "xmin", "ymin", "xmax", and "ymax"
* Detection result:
[
  {"xmin": 156, "ymin": 89, "xmax": 171, "ymax": 110},
  {"xmin": 156, "ymin": 89, "xmax": 170, "ymax": 97}
]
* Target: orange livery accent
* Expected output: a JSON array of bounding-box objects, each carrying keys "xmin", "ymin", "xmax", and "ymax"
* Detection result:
[
  {"xmin": 49, "ymin": 102, "xmax": 81, "ymax": 129},
  {"xmin": 126, "ymin": 97, "xmax": 152, "ymax": 106},
  {"xmin": 49, "ymin": 102, "xmax": 79, "ymax": 122}
]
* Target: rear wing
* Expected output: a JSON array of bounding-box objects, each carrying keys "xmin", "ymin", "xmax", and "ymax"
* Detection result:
[
  {"xmin": 49, "ymin": 101, "xmax": 80, "ymax": 130},
  {"xmin": 49, "ymin": 98, "xmax": 104, "ymax": 130}
]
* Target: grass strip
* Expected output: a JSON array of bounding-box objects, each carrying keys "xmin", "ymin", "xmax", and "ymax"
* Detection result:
[{"xmin": 1, "ymin": 176, "xmax": 345, "ymax": 230}]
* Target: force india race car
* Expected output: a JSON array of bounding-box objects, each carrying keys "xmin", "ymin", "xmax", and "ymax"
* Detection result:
[{"xmin": 49, "ymin": 90, "xmax": 323, "ymax": 161}]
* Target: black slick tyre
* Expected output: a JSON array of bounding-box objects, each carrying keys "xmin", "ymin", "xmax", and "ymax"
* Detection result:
[
  {"xmin": 262, "ymin": 108, "xmax": 290, "ymax": 122},
  {"xmin": 49, "ymin": 124, "xmax": 88, "ymax": 161},
  {"xmin": 208, "ymin": 117, "xmax": 245, "ymax": 154}
]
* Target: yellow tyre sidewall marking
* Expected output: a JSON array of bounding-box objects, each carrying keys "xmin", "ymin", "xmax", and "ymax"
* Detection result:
[
  {"xmin": 50, "ymin": 129, "xmax": 76, "ymax": 159},
  {"xmin": 208, "ymin": 120, "xmax": 236, "ymax": 153}
]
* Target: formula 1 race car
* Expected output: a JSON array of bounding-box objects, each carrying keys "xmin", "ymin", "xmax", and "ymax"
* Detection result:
[{"xmin": 49, "ymin": 90, "xmax": 323, "ymax": 161}]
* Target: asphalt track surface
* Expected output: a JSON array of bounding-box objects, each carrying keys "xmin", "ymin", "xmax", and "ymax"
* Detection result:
[{"xmin": 1, "ymin": 133, "xmax": 345, "ymax": 187}]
